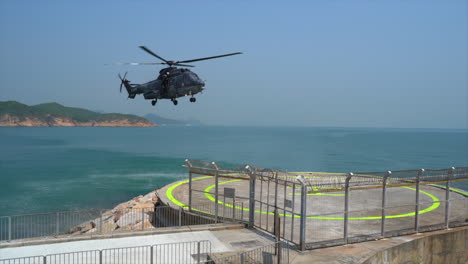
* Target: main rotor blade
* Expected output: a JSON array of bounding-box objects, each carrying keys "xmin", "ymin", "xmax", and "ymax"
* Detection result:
[
  {"xmin": 172, "ymin": 63, "xmax": 195, "ymax": 67},
  {"xmin": 139, "ymin": 46, "xmax": 168, "ymax": 63},
  {"xmin": 115, "ymin": 62, "xmax": 167, "ymax": 65},
  {"xmin": 177, "ymin": 52, "xmax": 242, "ymax": 63}
]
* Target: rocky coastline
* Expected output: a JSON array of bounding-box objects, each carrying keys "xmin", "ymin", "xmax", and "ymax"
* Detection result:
[
  {"xmin": 0, "ymin": 114, "xmax": 156, "ymax": 127},
  {"xmin": 0, "ymin": 101, "xmax": 157, "ymax": 127},
  {"xmin": 68, "ymin": 189, "xmax": 161, "ymax": 234}
]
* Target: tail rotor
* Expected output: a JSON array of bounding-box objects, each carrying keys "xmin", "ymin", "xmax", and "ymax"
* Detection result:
[{"xmin": 118, "ymin": 72, "xmax": 128, "ymax": 93}]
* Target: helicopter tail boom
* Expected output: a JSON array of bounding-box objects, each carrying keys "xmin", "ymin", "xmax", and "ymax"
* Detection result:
[{"xmin": 119, "ymin": 73, "xmax": 142, "ymax": 99}]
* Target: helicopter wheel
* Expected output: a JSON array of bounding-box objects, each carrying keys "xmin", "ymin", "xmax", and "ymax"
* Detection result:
[
  {"xmin": 190, "ymin": 97, "xmax": 196, "ymax": 103},
  {"xmin": 172, "ymin": 99, "xmax": 178, "ymax": 106},
  {"xmin": 151, "ymin": 100, "xmax": 157, "ymax": 106}
]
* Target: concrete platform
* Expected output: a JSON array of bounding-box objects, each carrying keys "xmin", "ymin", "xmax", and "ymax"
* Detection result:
[
  {"xmin": 159, "ymin": 174, "xmax": 468, "ymax": 247},
  {"xmin": 0, "ymin": 227, "xmax": 275, "ymax": 260}
]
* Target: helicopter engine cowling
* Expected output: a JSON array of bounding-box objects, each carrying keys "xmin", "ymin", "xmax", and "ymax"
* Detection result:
[{"xmin": 143, "ymin": 91, "xmax": 158, "ymax": 99}]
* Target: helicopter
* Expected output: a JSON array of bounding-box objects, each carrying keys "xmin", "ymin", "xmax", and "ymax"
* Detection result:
[{"xmin": 118, "ymin": 46, "xmax": 242, "ymax": 106}]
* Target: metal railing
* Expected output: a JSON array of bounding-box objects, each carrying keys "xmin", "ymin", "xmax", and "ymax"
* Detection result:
[
  {"xmin": 0, "ymin": 240, "xmax": 212, "ymax": 264},
  {"xmin": 186, "ymin": 160, "xmax": 468, "ymax": 251},
  {"xmin": 0, "ymin": 209, "xmax": 102, "ymax": 241},
  {"xmin": 0, "ymin": 204, "xmax": 240, "ymax": 243},
  {"xmin": 209, "ymin": 241, "xmax": 290, "ymax": 264}
]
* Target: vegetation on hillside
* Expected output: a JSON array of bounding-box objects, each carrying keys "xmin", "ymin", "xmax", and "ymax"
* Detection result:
[{"xmin": 0, "ymin": 101, "xmax": 150, "ymax": 123}]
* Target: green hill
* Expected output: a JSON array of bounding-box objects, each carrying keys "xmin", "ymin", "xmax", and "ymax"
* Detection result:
[{"xmin": 0, "ymin": 101, "xmax": 155, "ymax": 127}]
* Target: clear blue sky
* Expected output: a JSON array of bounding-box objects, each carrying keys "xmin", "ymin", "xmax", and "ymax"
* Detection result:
[{"xmin": 0, "ymin": 0, "xmax": 466, "ymax": 128}]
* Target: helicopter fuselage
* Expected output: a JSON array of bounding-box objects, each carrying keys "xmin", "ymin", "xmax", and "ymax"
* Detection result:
[{"xmin": 122, "ymin": 67, "xmax": 205, "ymax": 104}]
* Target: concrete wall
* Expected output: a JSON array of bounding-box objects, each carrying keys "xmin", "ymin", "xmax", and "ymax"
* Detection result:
[{"xmin": 362, "ymin": 228, "xmax": 468, "ymax": 264}]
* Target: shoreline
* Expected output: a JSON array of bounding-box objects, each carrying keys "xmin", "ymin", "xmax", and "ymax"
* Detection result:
[{"xmin": 68, "ymin": 189, "xmax": 161, "ymax": 235}]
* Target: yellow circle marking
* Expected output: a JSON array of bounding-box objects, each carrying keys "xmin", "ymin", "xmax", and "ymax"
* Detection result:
[{"xmin": 166, "ymin": 175, "xmax": 440, "ymax": 220}]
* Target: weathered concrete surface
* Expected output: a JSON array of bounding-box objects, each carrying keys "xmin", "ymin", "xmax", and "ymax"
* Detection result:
[
  {"xmin": 362, "ymin": 226, "xmax": 468, "ymax": 264},
  {"xmin": 0, "ymin": 223, "xmax": 244, "ymax": 249},
  {"xmin": 0, "ymin": 230, "xmax": 229, "ymax": 259},
  {"xmin": 290, "ymin": 226, "xmax": 468, "ymax": 264},
  {"xmin": 0, "ymin": 226, "xmax": 274, "ymax": 260}
]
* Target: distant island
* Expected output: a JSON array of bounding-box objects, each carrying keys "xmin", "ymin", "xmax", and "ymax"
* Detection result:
[
  {"xmin": 0, "ymin": 101, "xmax": 156, "ymax": 127},
  {"xmin": 144, "ymin": 113, "xmax": 203, "ymax": 126}
]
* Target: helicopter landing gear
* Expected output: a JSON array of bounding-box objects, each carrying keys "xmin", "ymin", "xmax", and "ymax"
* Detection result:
[
  {"xmin": 172, "ymin": 99, "xmax": 178, "ymax": 106},
  {"xmin": 189, "ymin": 97, "xmax": 196, "ymax": 103},
  {"xmin": 151, "ymin": 99, "xmax": 157, "ymax": 106}
]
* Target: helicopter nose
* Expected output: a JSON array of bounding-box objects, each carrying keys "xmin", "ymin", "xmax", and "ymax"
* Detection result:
[{"xmin": 190, "ymin": 73, "xmax": 204, "ymax": 86}]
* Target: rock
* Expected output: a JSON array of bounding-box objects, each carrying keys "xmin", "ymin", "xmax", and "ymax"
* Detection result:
[
  {"xmin": 67, "ymin": 188, "xmax": 161, "ymax": 235},
  {"xmin": 114, "ymin": 201, "xmax": 130, "ymax": 211},
  {"xmin": 67, "ymin": 221, "xmax": 94, "ymax": 234},
  {"xmin": 116, "ymin": 224, "xmax": 134, "ymax": 231},
  {"xmin": 68, "ymin": 225, "xmax": 82, "ymax": 234},
  {"xmin": 86, "ymin": 228, "xmax": 98, "ymax": 233},
  {"xmin": 101, "ymin": 209, "xmax": 115, "ymax": 217},
  {"xmin": 134, "ymin": 219, "xmax": 154, "ymax": 230},
  {"xmin": 116, "ymin": 211, "xmax": 143, "ymax": 227},
  {"xmin": 91, "ymin": 214, "xmax": 114, "ymax": 231},
  {"xmin": 133, "ymin": 202, "xmax": 155, "ymax": 210},
  {"xmin": 114, "ymin": 209, "xmax": 125, "ymax": 222},
  {"xmin": 152, "ymin": 195, "xmax": 159, "ymax": 203},
  {"xmin": 101, "ymin": 220, "xmax": 118, "ymax": 232},
  {"xmin": 80, "ymin": 222, "xmax": 94, "ymax": 233}
]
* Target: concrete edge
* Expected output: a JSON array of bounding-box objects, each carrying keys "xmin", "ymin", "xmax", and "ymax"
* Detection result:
[
  {"xmin": 359, "ymin": 225, "xmax": 468, "ymax": 263},
  {"xmin": 0, "ymin": 223, "xmax": 245, "ymax": 249},
  {"xmin": 288, "ymin": 226, "xmax": 468, "ymax": 264}
]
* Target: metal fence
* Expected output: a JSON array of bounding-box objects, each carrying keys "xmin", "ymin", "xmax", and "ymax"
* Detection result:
[
  {"xmin": 0, "ymin": 205, "xmax": 229, "ymax": 243},
  {"xmin": 185, "ymin": 160, "xmax": 468, "ymax": 251},
  {"xmin": 0, "ymin": 240, "xmax": 212, "ymax": 264},
  {"xmin": 0, "ymin": 209, "xmax": 102, "ymax": 241},
  {"xmin": 209, "ymin": 241, "xmax": 290, "ymax": 264}
]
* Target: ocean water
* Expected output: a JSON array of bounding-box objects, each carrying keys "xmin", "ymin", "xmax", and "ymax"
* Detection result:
[{"xmin": 0, "ymin": 126, "xmax": 467, "ymax": 216}]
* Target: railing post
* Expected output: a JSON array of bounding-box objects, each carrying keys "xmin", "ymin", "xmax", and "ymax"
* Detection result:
[
  {"xmin": 415, "ymin": 169, "xmax": 424, "ymax": 232},
  {"xmin": 150, "ymin": 245, "xmax": 154, "ymax": 264},
  {"xmin": 240, "ymin": 252, "xmax": 245, "ymax": 264},
  {"xmin": 99, "ymin": 210, "xmax": 104, "ymax": 234},
  {"xmin": 275, "ymin": 212, "xmax": 281, "ymax": 257},
  {"xmin": 179, "ymin": 207, "xmax": 182, "ymax": 226},
  {"xmin": 381, "ymin": 171, "xmax": 391, "ymax": 237},
  {"xmin": 274, "ymin": 172, "xmax": 279, "ymax": 210},
  {"xmin": 277, "ymin": 240, "xmax": 282, "ymax": 264},
  {"xmin": 141, "ymin": 208, "xmax": 145, "ymax": 230},
  {"xmin": 445, "ymin": 167, "xmax": 454, "ymax": 228},
  {"xmin": 274, "ymin": 208, "xmax": 278, "ymax": 236},
  {"xmin": 232, "ymin": 196, "xmax": 236, "ymax": 221},
  {"xmin": 99, "ymin": 250, "xmax": 103, "ymax": 264},
  {"xmin": 8, "ymin": 216, "xmax": 11, "ymax": 241},
  {"xmin": 186, "ymin": 159, "xmax": 193, "ymax": 212},
  {"xmin": 247, "ymin": 166, "xmax": 256, "ymax": 228},
  {"xmin": 344, "ymin": 173, "xmax": 352, "ymax": 244},
  {"xmin": 241, "ymin": 202, "xmax": 244, "ymax": 223},
  {"xmin": 197, "ymin": 241, "xmax": 201, "ymax": 264},
  {"xmin": 213, "ymin": 162, "xmax": 220, "ymax": 223},
  {"xmin": 55, "ymin": 212, "xmax": 59, "ymax": 235},
  {"xmin": 43, "ymin": 256, "xmax": 47, "ymax": 264},
  {"xmin": 298, "ymin": 175, "xmax": 307, "ymax": 251}
]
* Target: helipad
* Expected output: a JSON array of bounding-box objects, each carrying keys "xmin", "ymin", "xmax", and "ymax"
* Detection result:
[
  {"xmin": 159, "ymin": 171, "xmax": 468, "ymax": 247},
  {"xmin": 159, "ymin": 168, "xmax": 468, "ymax": 249}
]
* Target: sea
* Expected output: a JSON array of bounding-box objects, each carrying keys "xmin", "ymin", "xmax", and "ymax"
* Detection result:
[{"xmin": 0, "ymin": 126, "xmax": 467, "ymax": 216}]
